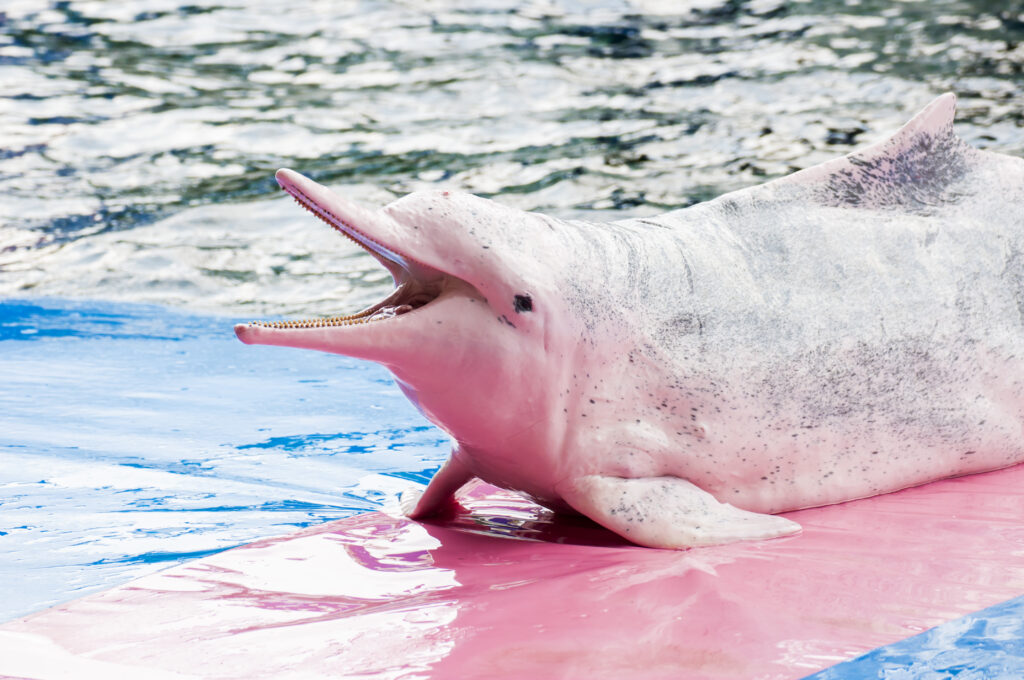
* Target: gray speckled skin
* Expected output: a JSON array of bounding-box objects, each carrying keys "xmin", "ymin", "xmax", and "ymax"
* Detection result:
[
  {"xmin": 535, "ymin": 94, "xmax": 1024, "ymax": 544},
  {"xmin": 239, "ymin": 95, "xmax": 1024, "ymax": 549}
]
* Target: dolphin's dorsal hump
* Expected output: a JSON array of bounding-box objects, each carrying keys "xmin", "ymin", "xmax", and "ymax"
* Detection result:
[{"xmin": 776, "ymin": 93, "xmax": 976, "ymax": 212}]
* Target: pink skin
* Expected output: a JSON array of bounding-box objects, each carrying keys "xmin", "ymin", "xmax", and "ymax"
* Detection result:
[
  {"xmin": 237, "ymin": 171, "xmax": 802, "ymax": 547},
  {"xmin": 235, "ymin": 169, "xmax": 577, "ymax": 509},
  {"xmin": 236, "ymin": 96, "xmax": 1024, "ymax": 549}
]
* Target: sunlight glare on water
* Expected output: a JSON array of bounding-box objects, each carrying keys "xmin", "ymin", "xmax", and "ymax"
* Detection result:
[{"xmin": 2, "ymin": 0, "xmax": 1024, "ymax": 314}]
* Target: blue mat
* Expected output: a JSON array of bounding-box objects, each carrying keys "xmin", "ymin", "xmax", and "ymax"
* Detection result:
[
  {"xmin": 0, "ymin": 298, "xmax": 447, "ymax": 620},
  {"xmin": 808, "ymin": 594, "xmax": 1024, "ymax": 679}
]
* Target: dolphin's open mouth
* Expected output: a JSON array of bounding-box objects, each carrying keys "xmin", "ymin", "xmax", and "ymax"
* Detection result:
[{"xmin": 247, "ymin": 169, "xmax": 445, "ymax": 329}]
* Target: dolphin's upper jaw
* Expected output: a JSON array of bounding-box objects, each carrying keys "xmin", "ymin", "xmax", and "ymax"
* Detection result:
[{"xmin": 239, "ymin": 168, "xmax": 456, "ymax": 333}]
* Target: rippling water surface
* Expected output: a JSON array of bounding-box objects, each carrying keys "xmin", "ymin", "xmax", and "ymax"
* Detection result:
[
  {"xmin": 3, "ymin": 0, "xmax": 1024, "ymax": 622},
  {"xmin": 3, "ymin": 0, "xmax": 1024, "ymax": 313}
]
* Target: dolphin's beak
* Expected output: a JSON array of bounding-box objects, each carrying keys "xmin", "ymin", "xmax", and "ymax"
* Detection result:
[{"xmin": 233, "ymin": 169, "xmax": 448, "ymax": 344}]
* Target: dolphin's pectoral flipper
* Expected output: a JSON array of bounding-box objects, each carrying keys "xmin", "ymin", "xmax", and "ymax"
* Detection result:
[
  {"xmin": 401, "ymin": 453, "xmax": 474, "ymax": 519},
  {"xmin": 558, "ymin": 475, "xmax": 801, "ymax": 549}
]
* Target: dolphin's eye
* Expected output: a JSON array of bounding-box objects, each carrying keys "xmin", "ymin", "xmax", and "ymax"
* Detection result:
[{"xmin": 513, "ymin": 294, "xmax": 533, "ymax": 313}]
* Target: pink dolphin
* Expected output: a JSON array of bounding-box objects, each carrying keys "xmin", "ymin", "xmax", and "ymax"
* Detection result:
[{"xmin": 236, "ymin": 94, "xmax": 1024, "ymax": 549}]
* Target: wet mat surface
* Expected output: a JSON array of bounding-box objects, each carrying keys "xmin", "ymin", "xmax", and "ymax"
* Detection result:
[
  {"xmin": 3, "ymin": 299, "xmax": 1024, "ymax": 679},
  {"xmin": 3, "ymin": 473, "xmax": 1024, "ymax": 679},
  {"xmin": 0, "ymin": 298, "xmax": 447, "ymax": 620}
]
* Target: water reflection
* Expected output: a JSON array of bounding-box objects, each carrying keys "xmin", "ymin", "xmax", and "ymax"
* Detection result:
[{"xmin": 6, "ymin": 468, "xmax": 1024, "ymax": 678}]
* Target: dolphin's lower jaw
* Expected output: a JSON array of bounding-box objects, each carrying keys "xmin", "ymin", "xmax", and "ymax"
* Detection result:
[
  {"xmin": 238, "ymin": 277, "xmax": 441, "ymax": 331},
  {"xmin": 233, "ymin": 278, "xmax": 478, "ymax": 360}
]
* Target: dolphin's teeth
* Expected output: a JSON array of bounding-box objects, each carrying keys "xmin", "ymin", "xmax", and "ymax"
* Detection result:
[
  {"xmin": 288, "ymin": 192, "xmax": 365, "ymax": 250},
  {"xmin": 253, "ymin": 312, "xmax": 403, "ymax": 330}
]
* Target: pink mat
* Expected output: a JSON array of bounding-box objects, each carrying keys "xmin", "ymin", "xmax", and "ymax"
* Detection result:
[{"xmin": 3, "ymin": 466, "xmax": 1024, "ymax": 680}]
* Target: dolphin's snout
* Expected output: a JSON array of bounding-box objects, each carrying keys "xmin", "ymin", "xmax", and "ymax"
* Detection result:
[{"xmin": 234, "ymin": 323, "xmax": 255, "ymax": 344}]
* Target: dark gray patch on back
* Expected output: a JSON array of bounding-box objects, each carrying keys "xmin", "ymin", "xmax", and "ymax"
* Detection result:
[{"xmin": 821, "ymin": 126, "xmax": 970, "ymax": 213}]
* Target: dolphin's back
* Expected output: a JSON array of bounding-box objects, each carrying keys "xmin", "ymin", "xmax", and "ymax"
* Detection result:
[
  {"xmin": 587, "ymin": 94, "xmax": 1024, "ymax": 512},
  {"xmin": 632, "ymin": 93, "xmax": 1024, "ymax": 357}
]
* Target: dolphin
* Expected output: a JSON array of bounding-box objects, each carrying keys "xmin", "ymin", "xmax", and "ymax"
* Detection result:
[{"xmin": 235, "ymin": 94, "xmax": 1024, "ymax": 549}]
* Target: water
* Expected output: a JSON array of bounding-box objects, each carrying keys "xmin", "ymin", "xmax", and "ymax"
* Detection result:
[
  {"xmin": 4, "ymin": 0, "xmax": 1024, "ymax": 314},
  {"xmin": 2, "ymin": 0, "xmax": 1024, "ymax": 621}
]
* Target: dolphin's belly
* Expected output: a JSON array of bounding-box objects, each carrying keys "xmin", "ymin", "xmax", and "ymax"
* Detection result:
[
  {"xmin": 654, "ymin": 313, "xmax": 1024, "ymax": 514},
  {"xmin": 693, "ymin": 380, "xmax": 1024, "ymax": 514},
  {"xmin": 587, "ymin": 347, "xmax": 1024, "ymax": 515}
]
